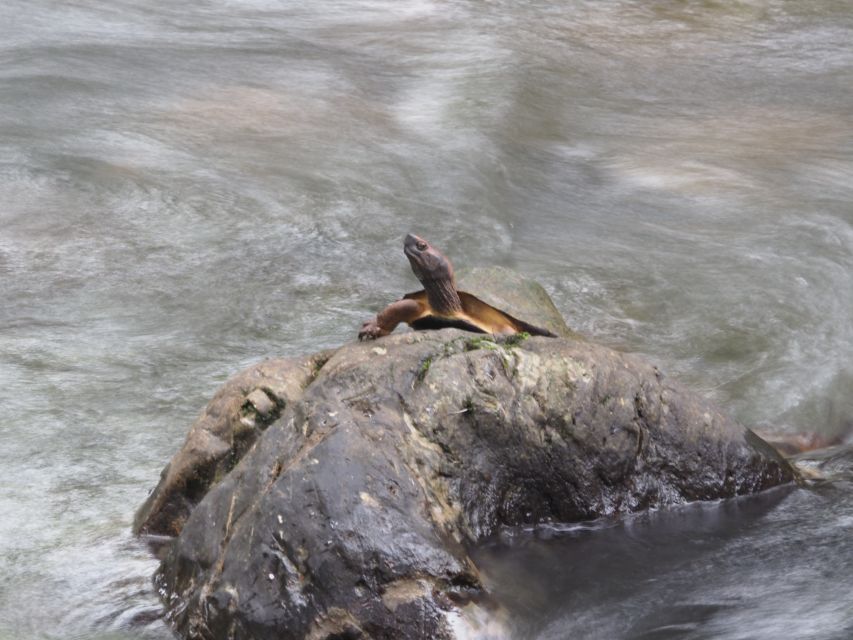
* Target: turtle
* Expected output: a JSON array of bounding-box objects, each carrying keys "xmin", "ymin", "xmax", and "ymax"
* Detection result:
[{"xmin": 358, "ymin": 234, "xmax": 558, "ymax": 340}]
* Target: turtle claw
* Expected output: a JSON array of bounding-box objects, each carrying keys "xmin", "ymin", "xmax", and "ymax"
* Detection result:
[{"xmin": 358, "ymin": 320, "xmax": 383, "ymax": 341}]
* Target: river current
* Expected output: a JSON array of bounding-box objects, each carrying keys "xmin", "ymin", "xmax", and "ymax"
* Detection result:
[{"xmin": 1, "ymin": 1, "xmax": 851, "ymax": 639}]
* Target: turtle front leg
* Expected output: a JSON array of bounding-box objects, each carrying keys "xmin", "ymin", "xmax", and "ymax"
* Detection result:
[{"xmin": 358, "ymin": 299, "xmax": 424, "ymax": 341}]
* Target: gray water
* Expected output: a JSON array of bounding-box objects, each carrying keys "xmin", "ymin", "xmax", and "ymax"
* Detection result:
[{"xmin": 0, "ymin": 1, "xmax": 851, "ymax": 639}]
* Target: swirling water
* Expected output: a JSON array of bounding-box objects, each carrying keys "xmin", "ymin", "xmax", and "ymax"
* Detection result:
[{"xmin": 0, "ymin": 1, "xmax": 850, "ymax": 638}]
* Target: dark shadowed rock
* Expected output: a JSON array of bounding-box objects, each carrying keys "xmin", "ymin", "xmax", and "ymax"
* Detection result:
[{"xmin": 151, "ymin": 327, "xmax": 794, "ymax": 639}]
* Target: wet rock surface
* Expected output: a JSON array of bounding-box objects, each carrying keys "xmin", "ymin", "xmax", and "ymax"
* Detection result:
[{"xmin": 146, "ymin": 324, "xmax": 794, "ymax": 639}]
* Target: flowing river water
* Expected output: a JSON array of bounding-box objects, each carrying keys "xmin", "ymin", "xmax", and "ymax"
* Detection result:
[{"xmin": 1, "ymin": 1, "xmax": 851, "ymax": 638}]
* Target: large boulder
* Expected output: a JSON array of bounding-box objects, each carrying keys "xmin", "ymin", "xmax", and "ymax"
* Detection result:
[
  {"xmin": 150, "ymin": 326, "xmax": 794, "ymax": 639},
  {"xmin": 135, "ymin": 268, "xmax": 570, "ymax": 538}
]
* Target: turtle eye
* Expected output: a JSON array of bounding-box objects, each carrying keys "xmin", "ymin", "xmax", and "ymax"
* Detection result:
[{"xmin": 416, "ymin": 241, "xmax": 427, "ymax": 251}]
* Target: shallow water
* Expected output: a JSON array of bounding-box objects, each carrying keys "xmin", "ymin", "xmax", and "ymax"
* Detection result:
[
  {"xmin": 475, "ymin": 483, "xmax": 853, "ymax": 640},
  {"xmin": 1, "ymin": 1, "xmax": 851, "ymax": 638}
]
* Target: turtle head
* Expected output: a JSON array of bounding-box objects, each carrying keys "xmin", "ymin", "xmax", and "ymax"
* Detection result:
[{"xmin": 404, "ymin": 234, "xmax": 455, "ymax": 286}]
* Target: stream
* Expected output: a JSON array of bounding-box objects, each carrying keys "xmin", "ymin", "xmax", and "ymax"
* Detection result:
[{"xmin": 1, "ymin": 1, "xmax": 851, "ymax": 638}]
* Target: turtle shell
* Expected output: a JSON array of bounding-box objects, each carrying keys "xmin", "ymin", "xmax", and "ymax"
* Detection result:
[{"xmin": 455, "ymin": 266, "xmax": 578, "ymax": 339}]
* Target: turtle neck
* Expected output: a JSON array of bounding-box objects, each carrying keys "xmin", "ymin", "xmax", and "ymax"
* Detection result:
[{"xmin": 423, "ymin": 277, "xmax": 462, "ymax": 315}]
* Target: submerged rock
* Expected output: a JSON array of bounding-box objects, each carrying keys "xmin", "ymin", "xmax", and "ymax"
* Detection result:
[
  {"xmin": 790, "ymin": 443, "xmax": 853, "ymax": 483},
  {"xmin": 144, "ymin": 302, "xmax": 794, "ymax": 639}
]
